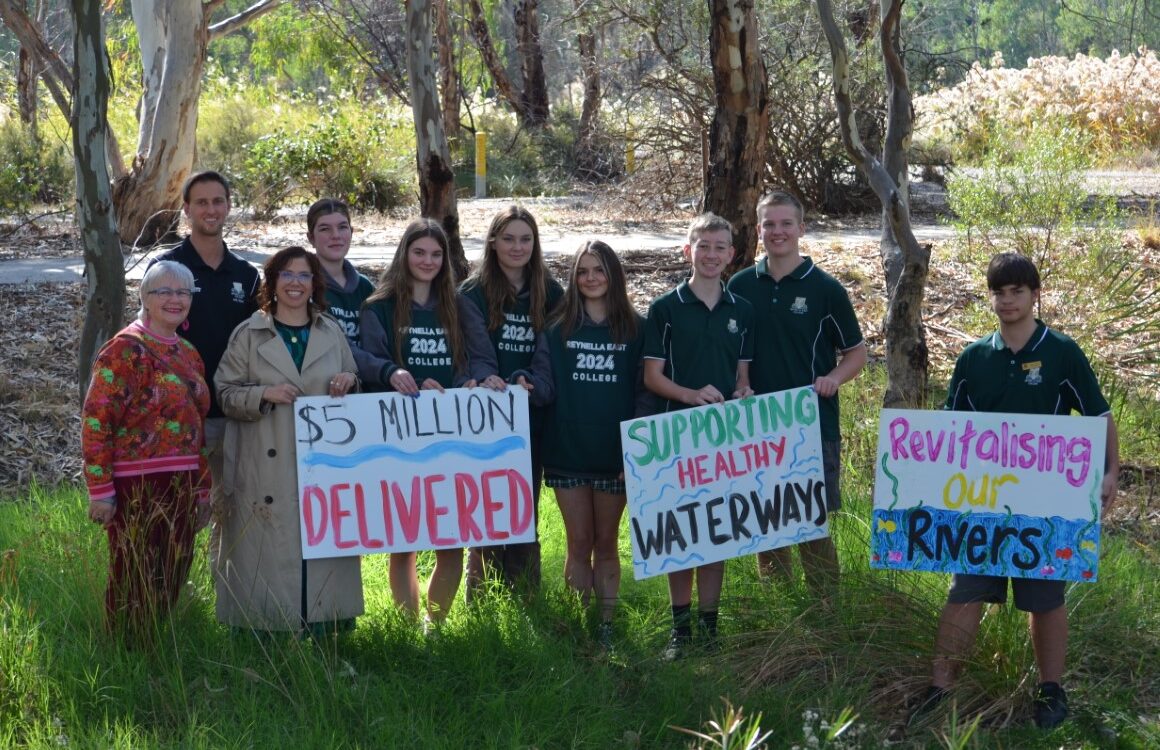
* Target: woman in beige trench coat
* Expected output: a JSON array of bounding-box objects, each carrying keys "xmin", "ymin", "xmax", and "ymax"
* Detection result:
[{"xmin": 214, "ymin": 246, "xmax": 363, "ymax": 633}]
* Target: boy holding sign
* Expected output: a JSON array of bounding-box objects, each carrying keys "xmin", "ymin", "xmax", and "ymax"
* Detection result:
[
  {"xmin": 642, "ymin": 213, "xmax": 755, "ymax": 659},
  {"xmin": 912, "ymin": 253, "xmax": 1119, "ymax": 729},
  {"xmin": 727, "ymin": 191, "xmax": 866, "ymax": 596}
]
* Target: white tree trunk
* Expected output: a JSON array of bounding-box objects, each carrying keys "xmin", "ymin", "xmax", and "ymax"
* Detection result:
[
  {"xmin": 816, "ymin": 0, "xmax": 930, "ymax": 409},
  {"xmin": 406, "ymin": 0, "xmax": 466, "ymax": 279},
  {"xmin": 112, "ymin": 0, "xmax": 281, "ymax": 247},
  {"xmin": 111, "ymin": 0, "xmax": 210, "ymax": 246}
]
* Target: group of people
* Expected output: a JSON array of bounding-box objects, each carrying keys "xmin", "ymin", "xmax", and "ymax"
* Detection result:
[{"xmin": 80, "ymin": 170, "xmax": 1119, "ymax": 731}]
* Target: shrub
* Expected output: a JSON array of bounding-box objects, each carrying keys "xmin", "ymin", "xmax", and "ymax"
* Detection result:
[
  {"xmin": 455, "ymin": 104, "xmax": 577, "ymax": 198},
  {"xmin": 916, "ymin": 48, "xmax": 1160, "ymax": 164},
  {"xmin": 232, "ymin": 99, "xmax": 413, "ymax": 217},
  {"xmin": 196, "ymin": 81, "xmax": 265, "ymax": 183},
  {"xmin": 947, "ymin": 121, "xmax": 1120, "ymax": 279},
  {"xmin": 0, "ymin": 118, "xmax": 72, "ymax": 212},
  {"xmin": 947, "ymin": 121, "xmax": 1160, "ymax": 383}
]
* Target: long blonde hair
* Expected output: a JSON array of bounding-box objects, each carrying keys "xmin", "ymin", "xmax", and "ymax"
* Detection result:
[{"xmin": 364, "ymin": 218, "xmax": 465, "ymax": 370}]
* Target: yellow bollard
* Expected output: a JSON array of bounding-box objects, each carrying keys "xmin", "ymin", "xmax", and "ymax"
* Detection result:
[
  {"xmin": 625, "ymin": 125, "xmax": 635, "ymax": 176},
  {"xmin": 475, "ymin": 132, "xmax": 487, "ymax": 198}
]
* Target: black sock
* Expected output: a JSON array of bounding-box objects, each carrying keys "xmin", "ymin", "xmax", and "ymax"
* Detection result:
[
  {"xmin": 671, "ymin": 604, "xmax": 692, "ymax": 635},
  {"xmin": 698, "ymin": 609, "xmax": 719, "ymax": 636}
]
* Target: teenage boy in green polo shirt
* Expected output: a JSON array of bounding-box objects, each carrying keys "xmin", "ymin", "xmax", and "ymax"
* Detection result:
[
  {"xmin": 727, "ymin": 191, "xmax": 866, "ymax": 597},
  {"xmin": 642, "ymin": 212, "xmax": 755, "ymax": 660},
  {"xmin": 911, "ymin": 253, "xmax": 1119, "ymax": 730}
]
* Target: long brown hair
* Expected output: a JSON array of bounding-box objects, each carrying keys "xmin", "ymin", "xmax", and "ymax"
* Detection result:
[
  {"xmin": 550, "ymin": 240, "xmax": 639, "ymax": 344},
  {"xmin": 465, "ymin": 205, "xmax": 553, "ymax": 332},
  {"xmin": 364, "ymin": 218, "xmax": 465, "ymax": 370},
  {"xmin": 258, "ymin": 246, "xmax": 327, "ymax": 316}
]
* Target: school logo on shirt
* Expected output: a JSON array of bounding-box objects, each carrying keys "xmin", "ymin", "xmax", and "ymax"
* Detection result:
[
  {"xmin": 727, "ymin": 318, "xmax": 738, "ymax": 334},
  {"xmin": 231, "ymin": 282, "xmax": 246, "ymax": 304},
  {"xmin": 1023, "ymin": 361, "xmax": 1043, "ymax": 386},
  {"xmin": 790, "ymin": 297, "xmax": 808, "ymax": 314}
]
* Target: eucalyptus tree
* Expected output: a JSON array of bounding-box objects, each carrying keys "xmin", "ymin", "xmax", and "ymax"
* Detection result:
[
  {"xmin": 70, "ymin": 0, "xmax": 122, "ymax": 396},
  {"xmin": 0, "ymin": 0, "xmax": 284, "ymax": 247},
  {"xmin": 465, "ymin": 0, "xmax": 551, "ymax": 128},
  {"xmin": 406, "ymin": 0, "xmax": 466, "ymax": 278},
  {"xmin": 816, "ymin": 0, "xmax": 929, "ymax": 408},
  {"xmin": 703, "ymin": 0, "xmax": 768, "ymax": 273}
]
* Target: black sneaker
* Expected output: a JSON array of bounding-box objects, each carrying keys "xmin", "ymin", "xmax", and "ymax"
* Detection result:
[
  {"xmin": 1033, "ymin": 682, "xmax": 1069, "ymax": 729},
  {"xmin": 907, "ymin": 685, "xmax": 949, "ymax": 725},
  {"xmin": 661, "ymin": 628, "xmax": 692, "ymax": 661}
]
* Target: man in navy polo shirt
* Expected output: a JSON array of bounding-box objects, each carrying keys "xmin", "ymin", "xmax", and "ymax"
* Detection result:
[{"xmin": 148, "ymin": 171, "xmax": 260, "ymax": 522}]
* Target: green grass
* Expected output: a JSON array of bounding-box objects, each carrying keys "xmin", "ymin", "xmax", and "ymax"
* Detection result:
[{"xmin": 2, "ymin": 371, "xmax": 1157, "ymax": 749}]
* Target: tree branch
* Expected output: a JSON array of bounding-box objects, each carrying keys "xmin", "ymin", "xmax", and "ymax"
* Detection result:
[{"xmin": 208, "ymin": 0, "xmax": 283, "ymax": 40}]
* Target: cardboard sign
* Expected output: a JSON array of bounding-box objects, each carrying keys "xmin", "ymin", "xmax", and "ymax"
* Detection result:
[
  {"xmin": 293, "ymin": 388, "xmax": 535, "ymax": 559},
  {"xmin": 871, "ymin": 409, "xmax": 1107, "ymax": 581},
  {"xmin": 620, "ymin": 387, "xmax": 829, "ymax": 579}
]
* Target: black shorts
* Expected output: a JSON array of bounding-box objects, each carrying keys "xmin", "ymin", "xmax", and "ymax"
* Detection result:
[{"xmin": 947, "ymin": 574, "xmax": 1065, "ymax": 613}]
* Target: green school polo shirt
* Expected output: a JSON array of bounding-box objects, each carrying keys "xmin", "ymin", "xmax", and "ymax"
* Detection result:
[
  {"xmin": 944, "ymin": 320, "xmax": 1110, "ymax": 417},
  {"xmin": 642, "ymin": 280, "xmax": 754, "ymax": 413},
  {"xmin": 727, "ymin": 255, "xmax": 863, "ymax": 440}
]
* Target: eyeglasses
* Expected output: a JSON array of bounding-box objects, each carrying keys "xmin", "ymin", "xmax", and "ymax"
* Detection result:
[
  {"xmin": 146, "ymin": 287, "xmax": 196, "ymax": 299},
  {"xmin": 278, "ymin": 271, "xmax": 314, "ymax": 283}
]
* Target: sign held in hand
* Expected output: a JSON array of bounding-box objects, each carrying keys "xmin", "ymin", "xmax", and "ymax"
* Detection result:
[
  {"xmin": 294, "ymin": 388, "xmax": 535, "ymax": 559},
  {"xmin": 871, "ymin": 409, "xmax": 1106, "ymax": 582},
  {"xmin": 620, "ymin": 386, "xmax": 829, "ymax": 579}
]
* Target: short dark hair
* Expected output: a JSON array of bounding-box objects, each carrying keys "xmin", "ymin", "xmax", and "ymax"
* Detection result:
[
  {"xmin": 986, "ymin": 252, "xmax": 1041, "ymax": 291},
  {"xmin": 183, "ymin": 170, "xmax": 231, "ymax": 204},
  {"xmin": 259, "ymin": 246, "xmax": 327, "ymax": 316}
]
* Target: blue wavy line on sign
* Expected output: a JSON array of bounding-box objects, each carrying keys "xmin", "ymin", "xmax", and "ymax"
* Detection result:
[
  {"xmin": 624, "ymin": 451, "xmax": 643, "ymax": 484},
  {"xmin": 636, "ymin": 484, "xmax": 678, "ymax": 512},
  {"xmin": 676, "ymin": 487, "xmax": 711, "ymax": 504},
  {"xmin": 788, "ymin": 427, "xmax": 809, "ymax": 467},
  {"xmin": 785, "ymin": 527, "xmax": 829, "ymax": 544},
  {"xmin": 624, "ymin": 451, "xmax": 648, "ymax": 508},
  {"xmin": 737, "ymin": 535, "xmax": 767, "ymax": 555},
  {"xmin": 304, "ymin": 435, "xmax": 526, "ymax": 469},
  {"xmin": 658, "ymin": 552, "xmax": 705, "ymax": 571},
  {"xmin": 632, "ymin": 552, "xmax": 707, "ymax": 576},
  {"xmin": 656, "ymin": 455, "xmax": 682, "ymax": 473},
  {"xmin": 781, "ymin": 467, "xmax": 822, "ymax": 480}
]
